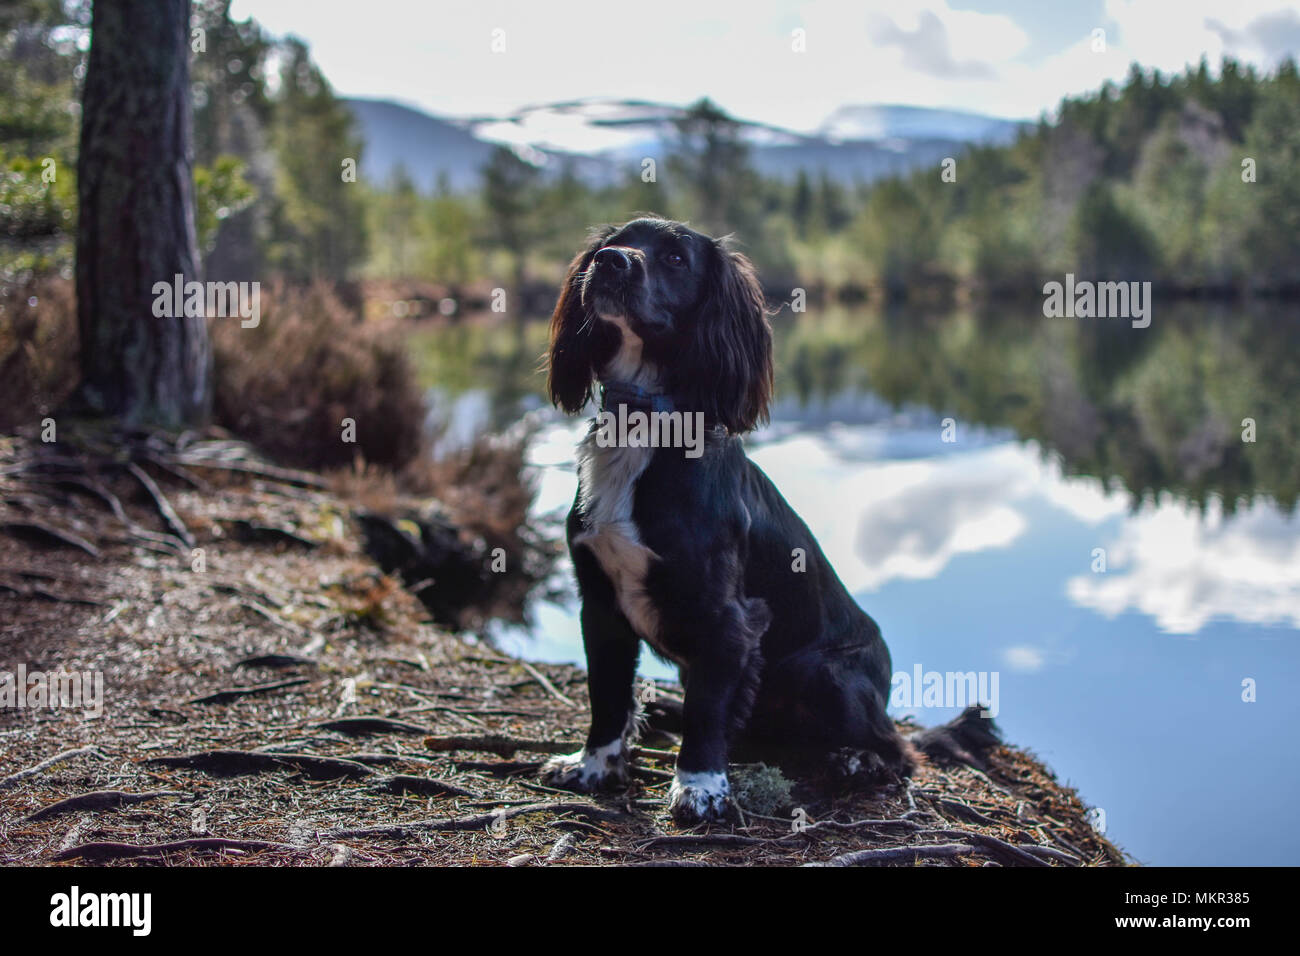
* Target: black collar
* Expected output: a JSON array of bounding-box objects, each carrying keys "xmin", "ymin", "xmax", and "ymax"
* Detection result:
[{"xmin": 599, "ymin": 381, "xmax": 675, "ymax": 415}]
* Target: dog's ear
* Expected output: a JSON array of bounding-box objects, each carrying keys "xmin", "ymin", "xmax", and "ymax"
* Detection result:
[
  {"xmin": 546, "ymin": 226, "xmax": 617, "ymax": 414},
  {"xmin": 674, "ymin": 241, "xmax": 773, "ymax": 433}
]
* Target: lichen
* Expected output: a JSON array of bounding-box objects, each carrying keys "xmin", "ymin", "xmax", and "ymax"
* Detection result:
[{"xmin": 730, "ymin": 762, "xmax": 796, "ymax": 815}]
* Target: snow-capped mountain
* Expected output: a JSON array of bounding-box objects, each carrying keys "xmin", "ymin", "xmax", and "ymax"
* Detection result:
[{"xmin": 345, "ymin": 96, "xmax": 1027, "ymax": 192}]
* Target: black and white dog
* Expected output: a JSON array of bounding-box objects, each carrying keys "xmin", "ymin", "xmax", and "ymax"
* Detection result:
[{"xmin": 541, "ymin": 217, "xmax": 997, "ymax": 824}]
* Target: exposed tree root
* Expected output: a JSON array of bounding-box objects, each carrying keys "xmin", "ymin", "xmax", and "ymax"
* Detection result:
[
  {"xmin": 423, "ymin": 734, "xmax": 578, "ymax": 757},
  {"xmin": 55, "ymin": 837, "xmax": 293, "ymax": 862},
  {"xmin": 27, "ymin": 789, "xmax": 184, "ymax": 821}
]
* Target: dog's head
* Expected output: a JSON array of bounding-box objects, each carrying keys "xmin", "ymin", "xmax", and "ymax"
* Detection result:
[{"xmin": 546, "ymin": 216, "xmax": 773, "ymax": 433}]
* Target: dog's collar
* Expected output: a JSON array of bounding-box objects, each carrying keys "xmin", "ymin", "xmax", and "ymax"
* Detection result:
[{"xmin": 599, "ymin": 381, "xmax": 675, "ymax": 415}]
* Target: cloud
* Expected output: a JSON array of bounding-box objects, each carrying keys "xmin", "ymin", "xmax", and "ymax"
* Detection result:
[
  {"xmin": 1206, "ymin": 9, "xmax": 1300, "ymax": 62},
  {"xmin": 1066, "ymin": 495, "xmax": 1300, "ymax": 634},
  {"xmin": 232, "ymin": 0, "xmax": 1300, "ymax": 129},
  {"xmin": 748, "ymin": 435, "xmax": 1132, "ymax": 595},
  {"xmin": 1102, "ymin": 0, "xmax": 1300, "ymax": 73},
  {"xmin": 749, "ymin": 438, "xmax": 1038, "ymax": 592},
  {"xmin": 868, "ymin": 9, "xmax": 998, "ymax": 79},
  {"xmin": 1003, "ymin": 646, "xmax": 1047, "ymax": 672}
]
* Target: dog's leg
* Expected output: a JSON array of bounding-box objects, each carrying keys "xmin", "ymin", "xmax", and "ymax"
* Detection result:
[
  {"xmin": 668, "ymin": 597, "xmax": 768, "ymax": 825},
  {"xmin": 540, "ymin": 600, "xmax": 640, "ymax": 792},
  {"xmin": 749, "ymin": 646, "xmax": 917, "ymax": 784}
]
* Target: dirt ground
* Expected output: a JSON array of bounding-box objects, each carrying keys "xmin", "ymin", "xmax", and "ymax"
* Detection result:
[{"xmin": 0, "ymin": 431, "xmax": 1129, "ymax": 867}]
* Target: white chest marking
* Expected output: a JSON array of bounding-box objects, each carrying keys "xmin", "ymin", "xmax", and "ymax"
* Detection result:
[{"xmin": 573, "ymin": 431, "xmax": 662, "ymax": 644}]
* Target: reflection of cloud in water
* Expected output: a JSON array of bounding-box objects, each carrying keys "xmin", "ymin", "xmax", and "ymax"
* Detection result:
[
  {"xmin": 1066, "ymin": 496, "xmax": 1300, "ymax": 634},
  {"xmin": 751, "ymin": 436, "xmax": 1043, "ymax": 592},
  {"xmin": 1004, "ymin": 645, "xmax": 1047, "ymax": 672}
]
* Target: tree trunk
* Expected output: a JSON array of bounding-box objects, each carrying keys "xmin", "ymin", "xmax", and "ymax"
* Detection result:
[{"xmin": 75, "ymin": 0, "xmax": 210, "ymax": 426}]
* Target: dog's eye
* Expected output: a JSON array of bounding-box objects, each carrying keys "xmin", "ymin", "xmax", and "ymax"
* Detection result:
[{"xmin": 663, "ymin": 252, "xmax": 685, "ymax": 267}]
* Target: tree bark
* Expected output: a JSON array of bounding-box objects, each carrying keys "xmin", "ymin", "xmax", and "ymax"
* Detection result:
[{"xmin": 75, "ymin": 0, "xmax": 210, "ymax": 426}]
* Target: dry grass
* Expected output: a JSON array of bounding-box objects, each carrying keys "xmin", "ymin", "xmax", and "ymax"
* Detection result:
[
  {"xmin": 0, "ymin": 274, "xmax": 78, "ymax": 432},
  {"xmin": 211, "ymin": 280, "xmax": 428, "ymax": 472}
]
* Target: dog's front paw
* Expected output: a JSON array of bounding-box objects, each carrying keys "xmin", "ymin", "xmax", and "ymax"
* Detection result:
[
  {"xmin": 668, "ymin": 771, "xmax": 733, "ymax": 825},
  {"xmin": 540, "ymin": 739, "xmax": 628, "ymax": 793}
]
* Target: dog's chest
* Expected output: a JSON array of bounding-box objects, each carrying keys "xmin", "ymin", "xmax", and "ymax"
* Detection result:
[{"xmin": 572, "ymin": 433, "xmax": 665, "ymax": 648}]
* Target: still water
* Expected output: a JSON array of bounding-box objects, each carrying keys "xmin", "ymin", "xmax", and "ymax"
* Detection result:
[{"xmin": 412, "ymin": 303, "xmax": 1300, "ymax": 866}]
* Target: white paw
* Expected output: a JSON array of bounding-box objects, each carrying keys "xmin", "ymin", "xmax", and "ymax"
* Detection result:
[
  {"xmin": 539, "ymin": 739, "xmax": 628, "ymax": 793},
  {"xmin": 667, "ymin": 771, "xmax": 732, "ymax": 825}
]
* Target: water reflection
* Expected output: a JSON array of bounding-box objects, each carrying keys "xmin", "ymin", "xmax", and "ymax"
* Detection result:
[{"xmin": 1066, "ymin": 494, "xmax": 1300, "ymax": 634}]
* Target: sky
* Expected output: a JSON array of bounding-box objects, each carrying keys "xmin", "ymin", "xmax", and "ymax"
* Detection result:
[{"xmin": 229, "ymin": 0, "xmax": 1300, "ymax": 130}]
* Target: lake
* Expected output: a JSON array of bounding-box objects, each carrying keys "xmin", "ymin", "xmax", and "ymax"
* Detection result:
[{"xmin": 409, "ymin": 302, "xmax": 1300, "ymax": 866}]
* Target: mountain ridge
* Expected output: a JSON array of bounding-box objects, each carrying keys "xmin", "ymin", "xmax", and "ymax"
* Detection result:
[{"xmin": 344, "ymin": 96, "xmax": 1028, "ymax": 192}]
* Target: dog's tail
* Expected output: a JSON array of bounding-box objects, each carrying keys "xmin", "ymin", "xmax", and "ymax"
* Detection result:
[{"xmin": 910, "ymin": 705, "xmax": 1002, "ymax": 770}]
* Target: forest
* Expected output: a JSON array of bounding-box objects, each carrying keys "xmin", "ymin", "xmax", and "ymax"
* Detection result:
[{"xmin": 5, "ymin": 1, "xmax": 1300, "ymax": 307}]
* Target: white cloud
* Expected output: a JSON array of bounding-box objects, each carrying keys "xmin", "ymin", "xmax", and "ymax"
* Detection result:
[
  {"xmin": 230, "ymin": 0, "xmax": 1300, "ymax": 129},
  {"xmin": 1066, "ymin": 494, "xmax": 1300, "ymax": 634},
  {"xmin": 988, "ymin": 1, "xmax": 1300, "ymax": 118},
  {"xmin": 1004, "ymin": 645, "xmax": 1046, "ymax": 672},
  {"xmin": 749, "ymin": 438, "xmax": 1037, "ymax": 592},
  {"xmin": 1105, "ymin": 0, "xmax": 1300, "ymax": 70},
  {"xmin": 1036, "ymin": 457, "xmax": 1132, "ymax": 525}
]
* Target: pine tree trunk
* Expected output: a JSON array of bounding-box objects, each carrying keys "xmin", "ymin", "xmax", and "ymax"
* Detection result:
[{"xmin": 75, "ymin": 0, "xmax": 211, "ymax": 426}]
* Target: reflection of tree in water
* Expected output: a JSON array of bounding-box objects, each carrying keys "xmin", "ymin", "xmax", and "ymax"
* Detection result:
[
  {"xmin": 787, "ymin": 303, "xmax": 1298, "ymax": 513},
  {"xmin": 412, "ymin": 303, "xmax": 1299, "ymax": 512},
  {"xmin": 410, "ymin": 321, "xmax": 551, "ymax": 435}
]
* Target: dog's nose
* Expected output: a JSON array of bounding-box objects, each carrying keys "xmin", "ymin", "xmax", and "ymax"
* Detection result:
[{"xmin": 594, "ymin": 247, "xmax": 632, "ymax": 272}]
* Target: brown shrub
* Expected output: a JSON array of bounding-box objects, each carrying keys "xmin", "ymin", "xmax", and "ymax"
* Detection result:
[
  {"xmin": 2, "ymin": 278, "xmax": 431, "ymax": 476},
  {"xmin": 0, "ymin": 275, "xmax": 79, "ymax": 432},
  {"xmin": 328, "ymin": 426, "xmax": 550, "ymax": 630},
  {"xmin": 211, "ymin": 280, "xmax": 428, "ymax": 471}
]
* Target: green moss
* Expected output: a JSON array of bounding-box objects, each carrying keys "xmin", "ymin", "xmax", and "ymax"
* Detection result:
[{"xmin": 730, "ymin": 763, "xmax": 795, "ymax": 815}]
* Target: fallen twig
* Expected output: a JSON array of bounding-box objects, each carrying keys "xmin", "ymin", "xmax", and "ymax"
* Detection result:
[
  {"xmin": 141, "ymin": 452, "xmax": 210, "ymax": 492},
  {"xmin": 519, "ymin": 660, "xmax": 575, "ymax": 708},
  {"xmin": 452, "ymin": 759, "xmax": 542, "ymax": 776},
  {"xmin": 0, "ymin": 520, "xmax": 100, "ymax": 558},
  {"xmin": 1019, "ymin": 844, "xmax": 1083, "ymax": 865},
  {"xmin": 332, "ymin": 752, "xmax": 440, "ymax": 766},
  {"xmin": 807, "ymin": 843, "xmax": 977, "ymax": 867},
  {"xmin": 0, "ymin": 580, "xmax": 108, "ymax": 607},
  {"xmin": 237, "ymin": 599, "xmax": 307, "ymax": 636},
  {"xmin": 125, "ymin": 461, "xmax": 194, "ymax": 549},
  {"xmin": 935, "ymin": 797, "xmax": 1006, "ymax": 828},
  {"xmin": 326, "ymin": 801, "xmax": 629, "ymax": 839},
  {"xmin": 0, "ymin": 746, "xmax": 104, "ymax": 790},
  {"xmin": 177, "ymin": 453, "xmax": 329, "ymax": 488}
]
